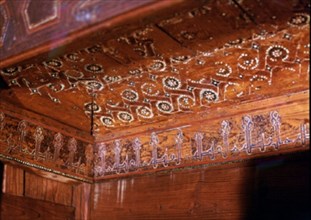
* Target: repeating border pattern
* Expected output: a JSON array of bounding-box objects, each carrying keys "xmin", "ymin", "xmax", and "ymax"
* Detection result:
[
  {"xmin": 0, "ymin": 111, "xmax": 93, "ymax": 181},
  {"xmin": 92, "ymin": 110, "xmax": 309, "ymax": 177}
]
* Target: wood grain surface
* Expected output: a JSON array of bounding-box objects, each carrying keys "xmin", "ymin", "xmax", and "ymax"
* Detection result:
[
  {"xmin": 73, "ymin": 183, "xmax": 92, "ymax": 220},
  {"xmin": 0, "ymin": 0, "xmax": 162, "ymax": 64},
  {"xmin": 90, "ymin": 152, "xmax": 310, "ymax": 220},
  {"xmin": 24, "ymin": 171, "xmax": 73, "ymax": 206},
  {"xmin": 0, "ymin": 0, "xmax": 310, "ymax": 181},
  {"xmin": 2, "ymin": 164, "xmax": 24, "ymax": 196},
  {"xmin": 0, "ymin": 193, "xmax": 75, "ymax": 220}
]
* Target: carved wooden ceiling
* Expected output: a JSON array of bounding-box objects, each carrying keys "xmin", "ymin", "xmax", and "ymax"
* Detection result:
[
  {"xmin": 0, "ymin": 0, "xmax": 160, "ymax": 64},
  {"xmin": 0, "ymin": 0, "xmax": 309, "ymax": 181}
]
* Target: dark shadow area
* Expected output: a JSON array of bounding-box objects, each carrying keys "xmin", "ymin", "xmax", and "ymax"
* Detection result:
[
  {"xmin": 244, "ymin": 150, "xmax": 310, "ymax": 220},
  {"xmin": 0, "ymin": 76, "xmax": 9, "ymax": 90}
]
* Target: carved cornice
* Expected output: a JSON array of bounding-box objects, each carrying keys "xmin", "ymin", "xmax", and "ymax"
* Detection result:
[
  {"xmin": 0, "ymin": 111, "xmax": 93, "ymax": 182},
  {"xmin": 92, "ymin": 107, "xmax": 309, "ymax": 180},
  {"xmin": 0, "ymin": 91, "xmax": 309, "ymax": 181}
]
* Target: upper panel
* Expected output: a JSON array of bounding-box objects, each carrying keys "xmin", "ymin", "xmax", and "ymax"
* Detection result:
[
  {"xmin": 0, "ymin": 0, "xmax": 310, "ymax": 138},
  {"xmin": 0, "ymin": 0, "xmax": 158, "ymax": 63}
]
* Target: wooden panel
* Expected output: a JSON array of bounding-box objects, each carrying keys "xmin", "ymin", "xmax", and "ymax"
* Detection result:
[
  {"xmin": 73, "ymin": 183, "xmax": 92, "ymax": 220},
  {"xmin": 2, "ymin": 164, "xmax": 24, "ymax": 196},
  {"xmin": 24, "ymin": 171, "xmax": 73, "ymax": 206},
  {"xmin": 90, "ymin": 152, "xmax": 310, "ymax": 220},
  {"xmin": 0, "ymin": 193, "xmax": 75, "ymax": 220},
  {"xmin": 0, "ymin": 0, "xmax": 162, "ymax": 64}
]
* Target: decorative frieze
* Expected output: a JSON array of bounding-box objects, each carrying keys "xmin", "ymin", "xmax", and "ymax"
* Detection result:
[
  {"xmin": 92, "ymin": 110, "xmax": 309, "ymax": 178},
  {"xmin": 0, "ymin": 108, "xmax": 309, "ymax": 181},
  {"xmin": 0, "ymin": 112, "xmax": 93, "ymax": 181}
]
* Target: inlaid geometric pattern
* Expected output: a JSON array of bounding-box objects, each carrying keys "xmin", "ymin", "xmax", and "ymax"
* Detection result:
[
  {"xmin": 23, "ymin": 0, "xmax": 59, "ymax": 31},
  {"xmin": 0, "ymin": 0, "xmax": 310, "ymax": 135},
  {"xmin": 0, "ymin": 0, "xmax": 156, "ymax": 62},
  {"xmin": 0, "ymin": 6, "xmax": 309, "ymax": 134}
]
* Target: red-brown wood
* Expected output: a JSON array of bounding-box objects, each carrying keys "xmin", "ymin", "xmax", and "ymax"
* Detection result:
[
  {"xmin": 2, "ymin": 164, "xmax": 24, "ymax": 196},
  {"xmin": 0, "ymin": 1, "xmax": 309, "ymax": 219},
  {"xmin": 0, "ymin": 193, "xmax": 75, "ymax": 220},
  {"xmin": 73, "ymin": 183, "xmax": 92, "ymax": 220},
  {"xmin": 0, "ymin": 0, "xmax": 166, "ymax": 65},
  {"xmin": 90, "ymin": 152, "xmax": 310, "ymax": 220},
  {"xmin": 0, "ymin": 0, "xmax": 310, "ymax": 182},
  {"xmin": 24, "ymin": 171, "xmax": 73, "ymax": 206}
]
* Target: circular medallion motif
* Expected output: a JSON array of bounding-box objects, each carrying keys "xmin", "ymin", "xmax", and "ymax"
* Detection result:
[
  {"xmin": 141, "ymin": 83, "xmax": 160, "ymax": 96},
  {"xmin": 43, "ymin": 59, "xmax": 63, "ymax": 68},
  {"xmin": 1, "ymin": 66, "xmax": 21, "ymax": 76},
  {"xmin": 266, "ymin": 45, "xmax": 289, "ymax": 62},
  {"xmin": 149, "ymin": 60, "xmax": 166, "ymax": 72},
  {"xmin": 117, "ymin": 111, "xmax": 134, "ymax": 123},
  {"xmin": 181, "ymin": 31, "xmax": 196, "ymax": 40},
  {"xmin": 85, "ymin": 64, "xmax": 104, "ymax": 73},
  {"xmin": 178, "ymin": 95, "xmax": 195, "ymax": 109},
  {"xmin": 226, "ymin": 38, "xmax": 243, "ymax": 47},
  {"xmin": 200, "ymin": 89, "xmax": 218, "ymax": 102},
  {"xmin": 128, "ymin": 68, "xmax": 143, "ymax": 76},
  {"xmin": 100, "ymin": 116, "xmax": 114, "ymax": 127},
  {"xmin": 85, "ymin": 81, "xmax": 104, "ymax": 91},
  {"xmin": 121, "ymin": 89, "xmax": 139, "ymax": 102},
  {"xmin": 64, "ymin": 53, "xmax": 81, "ymax": 62},
  {"xmin": 136, "ymin": 106, "xmax": 154, "ymax": 119},
  {"xmin": 64, "ymin": 70, "xmax": 84, "ymax": 79},
  {"xmin": 163, "ymin": 76, "xmax": 181, "ymax": 90},
  {"xmin": 84, "ymin": 102, "xmax": 101, "ymax": 113},
  {"xmin": 215, "ymin": 62, "xmax": 232, "ymax": 77},
  {"xmin": 85, "ymin": 45, "xmax": 102, "ymax": 53},
  {"xmin": 288, "ymin": 13, "xmax": 310, "ymax": 27},
  {"xmin": 102, "ymin": 75, "xmax": 121, "ymax": 83},
  {"xmin": 156, "ymin": 101, "xmax": 174, "ymax": 113},
  {"xmin": 237, "ymin": 53, "xmax": 259, "ymax": 70},
  {"xmin": 171, "ymin": 55, "xmax": 191, "ymax": 63}
]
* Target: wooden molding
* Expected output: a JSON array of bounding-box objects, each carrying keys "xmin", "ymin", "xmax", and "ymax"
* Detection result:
[{"xmin": 0, "ymin": 91, "xmax": 309, "ymax": 182}]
